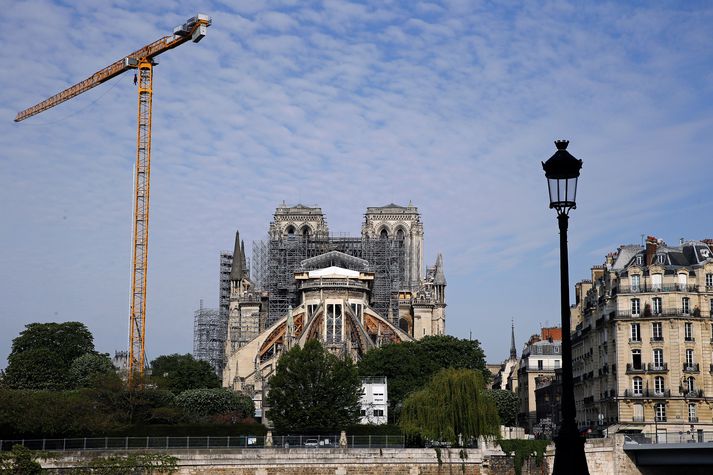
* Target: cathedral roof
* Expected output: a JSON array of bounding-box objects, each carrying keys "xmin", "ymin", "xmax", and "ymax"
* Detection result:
[
  {"xmin": 307, "ymin": 266, "xmax": 361, "ymax": 278},
  {"xmin": 301, "ymin": 250, "xmax": 369, "ymax": 271}
]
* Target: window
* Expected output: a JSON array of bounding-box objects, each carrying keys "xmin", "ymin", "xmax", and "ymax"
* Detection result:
[
  {"xmin": 657, "ymin": 254, "xmax": 666, "ymax": 264},
  {"xmin": 652, "ymin": 322, "xmax": 663, "ymax": 341},
  {"xmin": 653, "ymin": 349, "xmax": 664, "ymax": 369},
  {"xmin": 710, "ymin": 299, "xmax": 713, "ymax": 316},
  {"xmin": 685, "ymin": 322, "xmax": 693, "ymax": 341},
  {"xmin": 636, "ymin": 255, "xmax": 643, "ymax": 266},
  {"xmin": 360, "ymin": 410, "xmax": 366, "ymax": 416},
  {"xmin": 689, "ymin": 403, "xmax": 697, "ymax": 423},
  {"xmin": 707, "ymin": 273, "xmax": 713, "ymax": 289},
  {"xmin": 654, "ymin": 376, "xmax": 665, "ymax": 395},
  {"xmin": 686, "ymin": 376, "xmax": 696, "ymax": 394},
  {"xmin": 373, "ymin": 409, "xmax": 384, "ymax": 417},
  {"xmin": 632, "ymin": 349, "xmax": 642, "ymax": 370},
  {"xmin": 537, "ymin": 360, "xmax": 543, "ymax": 370},
  {"xmin": 631, "ymin": 298, "xmax": 641, "ymax": 315},
  {"xmin": 632, "ymin": 377, "xmax": 643, "ymax": 396},
  {"xmin": 655, "ymin": 403, "xmax": 666, "ymax": 422},
  {"xmin": 652, "ymin": 297, "xmax": 662, "ymax": 315},
  {"xmin": 678, "ymin": 273, "xmax": 688, "ymax": 290},
  {"xmin": 682, "ymin": 297, "xmax": 690, "ymax": 315},
  {"xmin": 631, "ymin": 274, "xmax": 641, "ymax": 292},
  {"xmin": 685, "ymin": 349, "xmax": 694, "ymax": 367},
  {"xmin": 652, "ymin": 274, "xmax": 662, "ymax": 291},
  {"xmin": 555, "ymin": 359, "xmax": 561, "ymax": 369},
  {"xmin": 633, "ymin": 403, "xmax": 644, "ymax": 422},
  {"xmin": 630, "ymin": 323, "xmax": 641, "ymax": 342}
]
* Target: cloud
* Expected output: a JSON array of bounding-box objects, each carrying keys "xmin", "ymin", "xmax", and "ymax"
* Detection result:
[{"xmin": 2, "ymin": 0, "xmax": 713, "ymax": 366}]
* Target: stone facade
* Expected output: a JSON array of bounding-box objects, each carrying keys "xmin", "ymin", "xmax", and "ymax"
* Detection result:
[
  {"xmin": 222, "ymin": 204, "xmax": 447, "ymax": 416},
  {"xmin": 572, "ymin": 236, "xmax": 713, "ymax": 435},
  {"xmin": 515, "ymin": 328, "xmax": 562, "ymax": 432}
]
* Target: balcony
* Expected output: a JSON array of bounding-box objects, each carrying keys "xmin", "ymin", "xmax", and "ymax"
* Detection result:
[
  {"xmin": 683, "ymin": 363, "xmax": 700, "ymax": 373},
  {"xmin": 629, "ymin": 337, "xmax": 642, "ymax": 343},
  {"xmin": 618, "ymin": 284, "xmax": 699, "ymax": 293},
  {"xmin": 616, "ymin": 308, "xmax": 696, "ymax": 319},
  {"xmin": 647, "ymin": 363, "xmax": 668, "ymax": 373},
  {"xmin": 626, "ymin": 363, "xmax": 645, "ymax": 374},
  {"xmin": 684, "ymin": 337, "xmax": 696, "ymax": 343},
  {"xmin": 650, "ymin": 336, "xmax": 664, "ymax": 344},
  {"xmin": 623, "ymin": 389, "xmax": 671, "ymax": 398},
  {"xmin": 682, "ymin": 389, "xmax": 705, "ymax": 399}
]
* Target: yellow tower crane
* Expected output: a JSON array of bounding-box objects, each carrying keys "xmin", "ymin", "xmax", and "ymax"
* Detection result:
[{"xmin": 15, "ymin": 14, "xmax": 212, "ymax": 386}]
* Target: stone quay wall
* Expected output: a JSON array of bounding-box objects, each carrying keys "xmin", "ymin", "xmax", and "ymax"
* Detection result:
[{"xmin": 43, "ymin": 447, "xmax": 550, "ymax": 475}]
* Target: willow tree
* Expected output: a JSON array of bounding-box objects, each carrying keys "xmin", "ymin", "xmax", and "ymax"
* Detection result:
[{"xmin": 400, "ymin": 368, "xmax": 500, "ymax": 444}]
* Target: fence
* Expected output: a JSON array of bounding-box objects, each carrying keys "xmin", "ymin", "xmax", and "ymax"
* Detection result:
[
  {"xmin": 623, "ymin": 431, "xmax": 713, "ymax": 445},
  {"xmin": 0, "ymin": 435, "xmax": 404, "ymax": 452}
]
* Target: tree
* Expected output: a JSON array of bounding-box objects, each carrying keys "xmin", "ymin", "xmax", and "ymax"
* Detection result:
[
  {"xmin": 488, "ymin": 389, "xmax": 519, "ymax": 427},
  {"xmin": 357, "ymin": 335, "xmax": 490, "ymax": 420},
  {"xmin": 69, "ymin": 353, "xmax": 118, "ymax": 388},
  {"xmin": 400, "ymin": 368, "xmax": 499, "ymax": 445},
  {"xmin": 3, "ymin": 322, "xmax": 96, "ymax": 390},
  {"xmin": 175, "ymin": 388, "xmax": 253, "ymax": 419},
  {"xmin": 266, "ymin": 340, "xmax": 362, "ymax": 433},
  {"xmin": 150, "ymin": 354, "xmax": 220, "ymax": 393}
]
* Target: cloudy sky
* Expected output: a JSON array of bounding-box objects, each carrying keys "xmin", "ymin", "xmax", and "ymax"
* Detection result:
[{"xmin": 1, "ymin": 1, "xmax": 712, "ymax": 368}]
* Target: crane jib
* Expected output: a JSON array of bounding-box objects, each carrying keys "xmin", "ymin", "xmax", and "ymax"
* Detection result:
[{"xmin": 14, "ymin": 15, "xmax": 211, "ymax": 122}]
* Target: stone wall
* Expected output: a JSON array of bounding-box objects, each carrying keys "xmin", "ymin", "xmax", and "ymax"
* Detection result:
[{"xmin": 42, "ymin": 447, "xmax": 554, "ymax": 475}]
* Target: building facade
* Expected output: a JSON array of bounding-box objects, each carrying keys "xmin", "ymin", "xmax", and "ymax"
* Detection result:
[
  {"xmin": 360, "ymin": 377, "xmax": 389, "ymax": 425},
  {"xmin": 572, "ymin": 236, "xmax": 713, "ymax": 437},
  {"xmin": 516, "ymin": 328, "xmax": 562, "ymax": 431}
]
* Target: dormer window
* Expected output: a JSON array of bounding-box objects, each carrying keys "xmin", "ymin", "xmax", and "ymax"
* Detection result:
[
  {"xmin": 657, "ymin": 254, "xmax": 665, "ymax": 264},
  {"xmin": 636, "ymin": 255, "xmax": 643, "ymax": 266}
]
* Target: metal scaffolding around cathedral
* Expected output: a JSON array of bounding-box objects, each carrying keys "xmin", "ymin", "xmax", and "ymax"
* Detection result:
[{"xmin": 222, "ymin": 203, "xmax": 447, "ymax": 416}]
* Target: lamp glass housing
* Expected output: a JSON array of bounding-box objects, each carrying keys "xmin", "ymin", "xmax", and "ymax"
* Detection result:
[{"xmin": 542, "ymin": 140, "xmax": 582, "ymax": 215}]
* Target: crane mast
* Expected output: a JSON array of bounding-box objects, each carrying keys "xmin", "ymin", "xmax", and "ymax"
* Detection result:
[{"xmin": 15, "ymin": 14, "xmax": 212, "ymax": 386}]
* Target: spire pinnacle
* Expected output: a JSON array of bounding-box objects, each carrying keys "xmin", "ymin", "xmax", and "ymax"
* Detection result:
[
  {"xmin": 229, "ymin": 229, "xmax": 244, "ymax": 281},
  {"xmin": 510, "ymin": 319, "xmax": 517, "ymax": 360}
]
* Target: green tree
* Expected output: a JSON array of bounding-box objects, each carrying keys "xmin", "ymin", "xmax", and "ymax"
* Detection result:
[
  {"xmin": 488, "ymin": 389, "xmax": 519, "ymax": 426},
  {"xmin": 400, "ymin": 368, "xmax": 499, "ymax": 445},
  {"xmin": 0, "ymin": 445, "xmax": 46, "ymax": 474},
  {"xmin": 150, "ymin": 354, "xmax": 220, "ymax": 393},
  {"xmin": 4, "ymin": 322, "xmax": 96, "ymax": 390},
  {"xmin": 266, "ymin": 340, "xmax": 362, "ymax": 433},
  {"xmin": 69, "ymin": 353, "xmax": 118, "ymax": 388},
  {"xmin": 175, "ymin": 388, "xmax": 253, "ymax": 418},
  {"xmin": 358, "ymin": 335, "xmax": 490, "ymax": 420}
]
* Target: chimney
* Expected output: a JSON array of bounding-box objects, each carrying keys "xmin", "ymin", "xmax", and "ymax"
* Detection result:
[{"xmin": 645, "ymin": 236, "xmax": 658, "ymax": 265}]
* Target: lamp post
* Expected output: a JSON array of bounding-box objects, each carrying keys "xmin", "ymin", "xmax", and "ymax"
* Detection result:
[{"xmin": 542, "ymin": 139, "xmax": 589, "ymax": 474}]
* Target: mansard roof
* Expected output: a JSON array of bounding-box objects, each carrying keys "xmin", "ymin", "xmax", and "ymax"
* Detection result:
[{"xmin": 621, "ymin": 240, "xmax": 713, "ymax": 271}]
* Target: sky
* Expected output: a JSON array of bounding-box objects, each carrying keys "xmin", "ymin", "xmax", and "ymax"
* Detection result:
[{"xmin": 1, "ymin": 0, "xmax": 713, "ymax": 369}]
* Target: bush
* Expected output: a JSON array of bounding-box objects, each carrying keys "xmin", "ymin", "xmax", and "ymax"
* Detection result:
[{"xmin": 175, "ymin": 388, "xmax": 253, "ymax": 419}]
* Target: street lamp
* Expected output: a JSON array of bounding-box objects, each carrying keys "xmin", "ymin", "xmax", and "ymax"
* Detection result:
[{"xmin": 542, "ymin": 140, "xmax": 589, "ymax": 474}]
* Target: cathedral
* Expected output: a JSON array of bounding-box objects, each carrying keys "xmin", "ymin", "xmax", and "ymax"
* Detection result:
[{"xmin": 220, "ymin": 203, "xmax": 447, "ymax": 415}]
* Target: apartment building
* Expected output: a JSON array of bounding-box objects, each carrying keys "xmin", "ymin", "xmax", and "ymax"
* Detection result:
[
  {"xmin": 516, "ymin": 327, "xmax": 562, "ymax": 431},
  {"xmin": 572, "ymin": 236, "xmax": 713, "ymax": 438}
]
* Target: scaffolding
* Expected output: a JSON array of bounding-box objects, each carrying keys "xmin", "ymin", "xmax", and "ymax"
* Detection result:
[
  {"xmin": 218, "ymin": 251, "xmax": 232, "ymax": 319},
  {"xmin": 192, "ymin": 300, "xmax": 226, "ymax": 378},
  {"xmin": 252, "ymin": 234, "xmax": 406, "ymax": 328}
]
